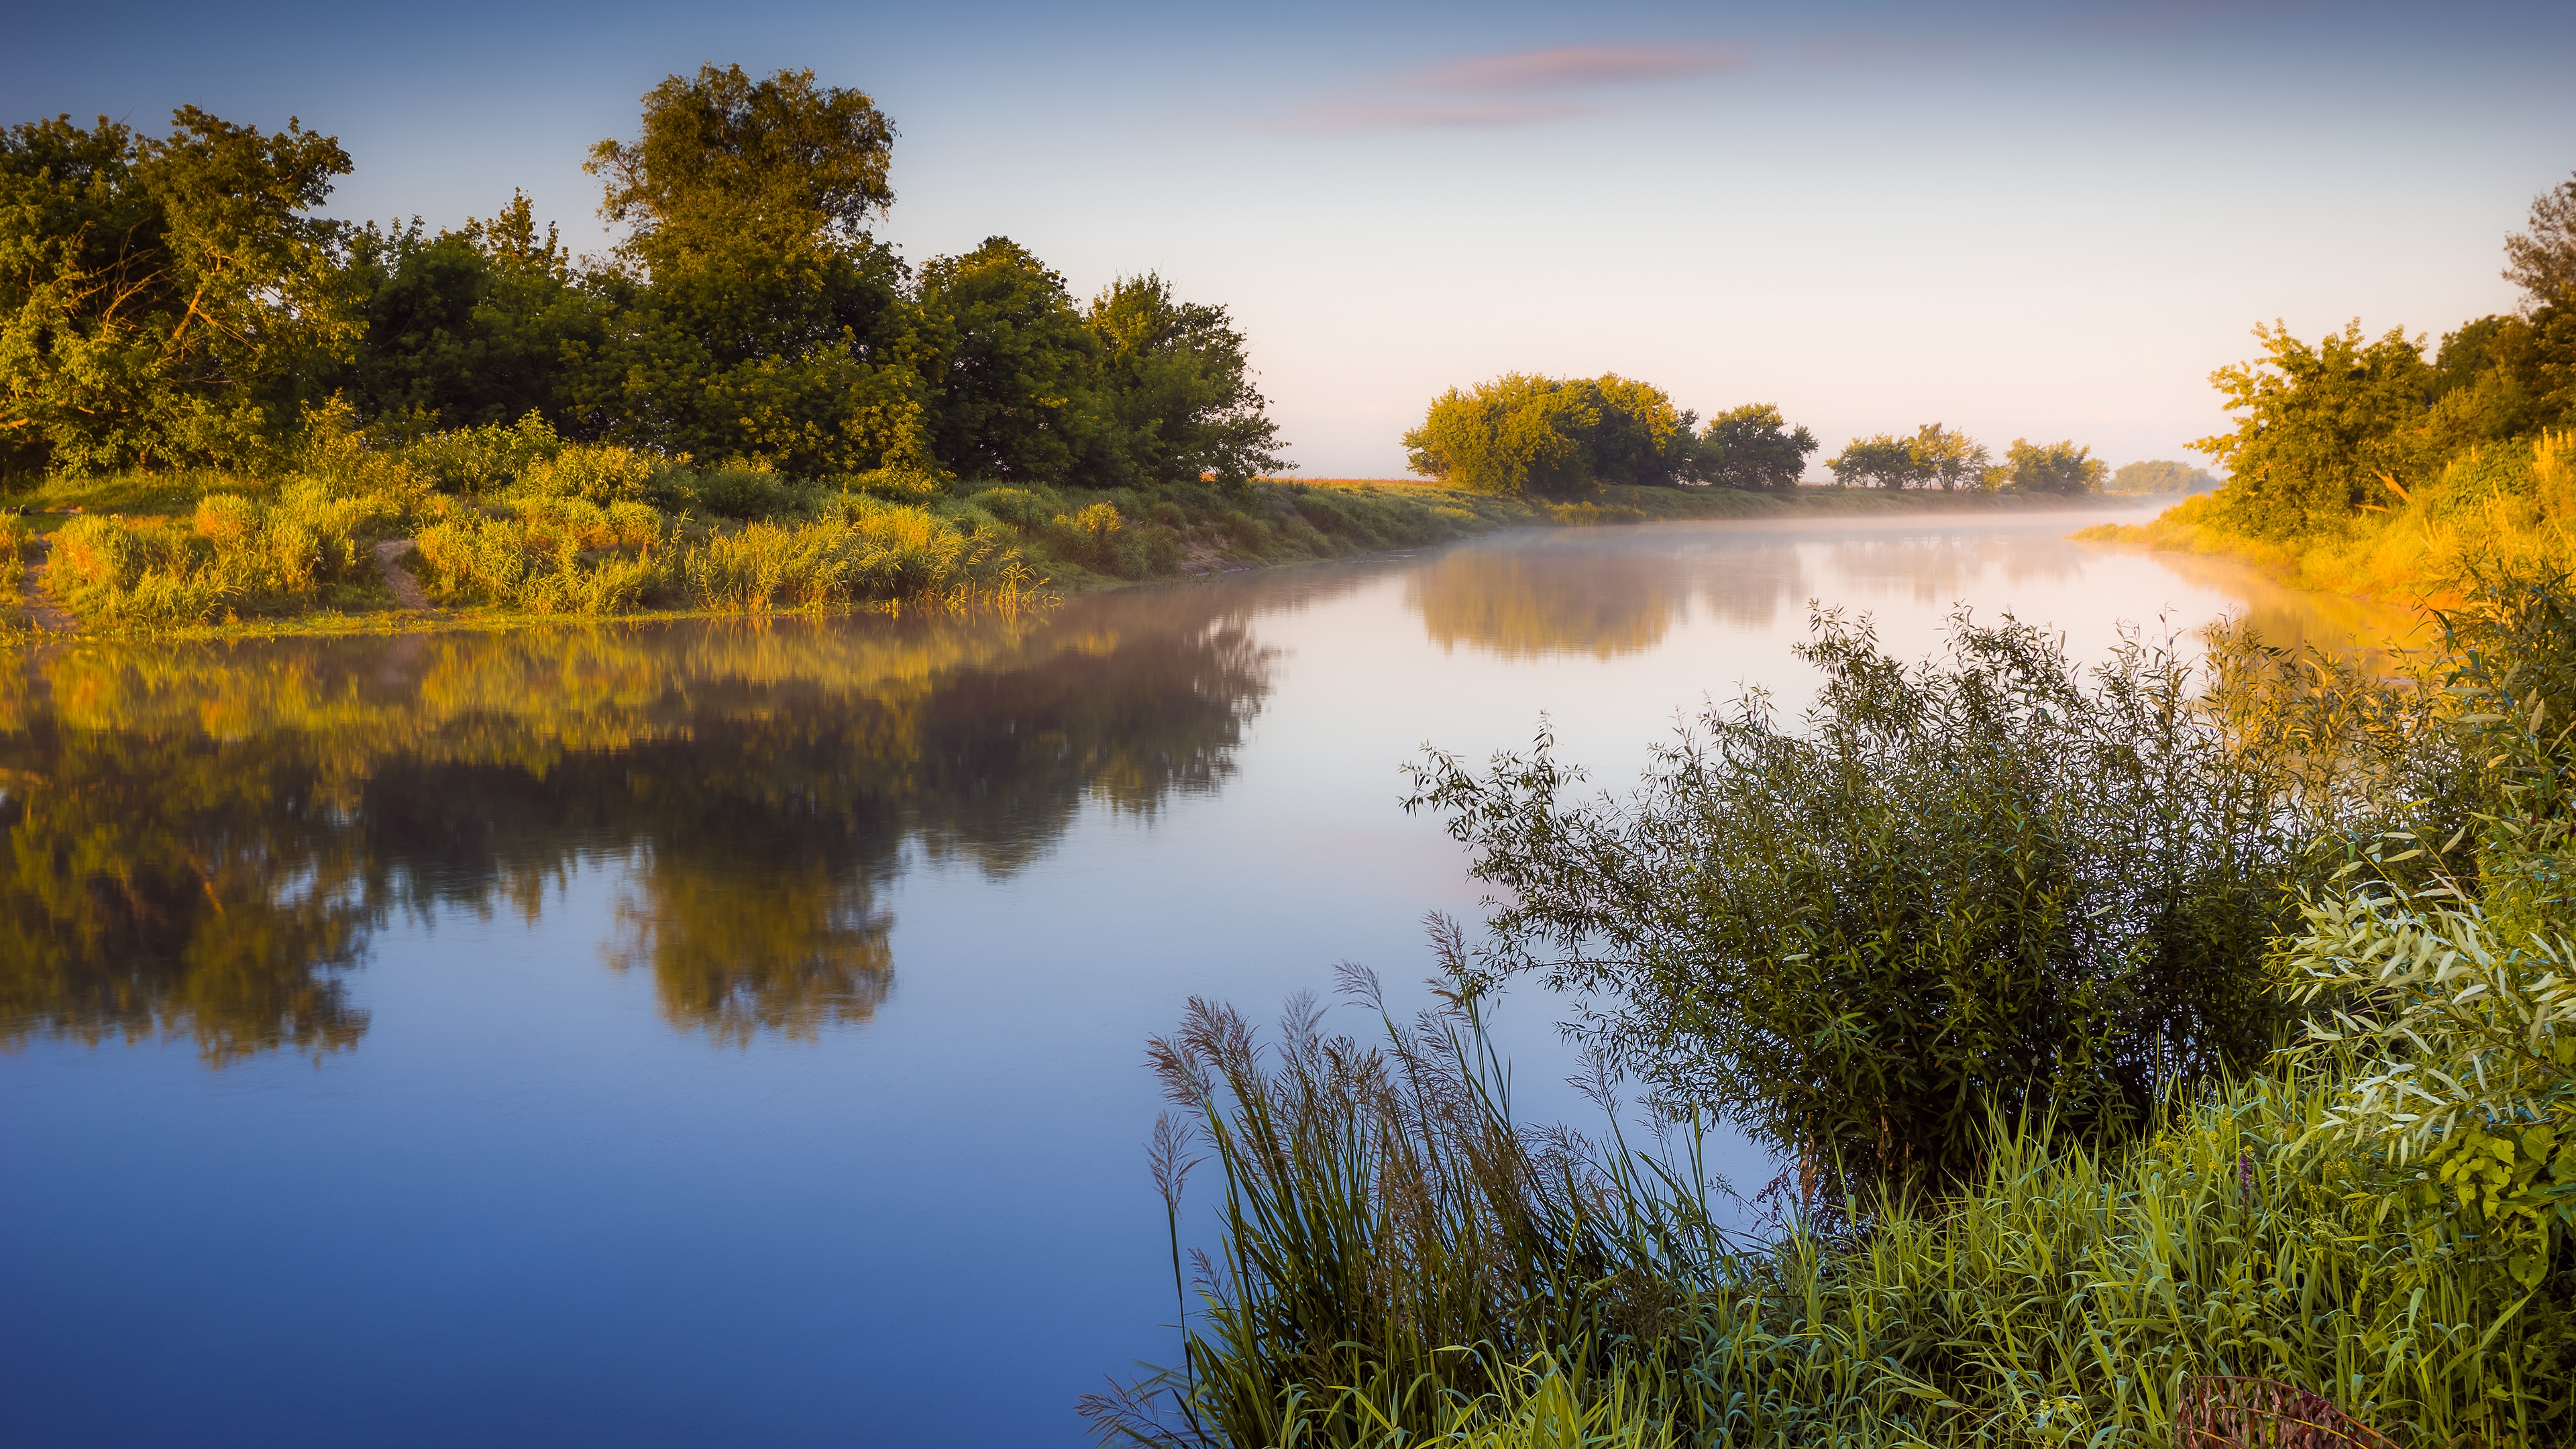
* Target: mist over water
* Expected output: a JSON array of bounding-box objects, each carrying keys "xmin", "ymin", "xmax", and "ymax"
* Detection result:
[{"xmin": 0, "ymin": 510, "xmax": 2413, "ymax": 1447}]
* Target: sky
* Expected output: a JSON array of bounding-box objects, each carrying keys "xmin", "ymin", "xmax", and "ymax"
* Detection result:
[{"xmin": 12, "ymin": 0, "xmax": 2575, "ymax": 477}]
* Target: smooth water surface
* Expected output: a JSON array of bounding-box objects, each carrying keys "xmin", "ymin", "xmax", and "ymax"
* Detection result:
[{"xmin": 0, "ymin": 510, "xmax": 2412, "ymax": 1447}]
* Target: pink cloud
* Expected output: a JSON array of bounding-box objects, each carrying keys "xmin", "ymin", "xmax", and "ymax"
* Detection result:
[
  {"xmin": 1409, "ymin": 43, "xmax": 1746, "ymax": 93},
  {"xmin": 1266, "ymin": 99, "xmax": 1589, "ymax": 133}
]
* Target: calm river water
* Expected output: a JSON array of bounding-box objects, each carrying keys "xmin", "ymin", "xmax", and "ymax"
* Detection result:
[{"xmin": 0, "ymin": 508, "xmax": 2410, "ymax": 1448}]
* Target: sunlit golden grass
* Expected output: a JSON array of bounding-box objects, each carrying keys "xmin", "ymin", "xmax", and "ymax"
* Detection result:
[{"xmin": 2078, "ymin": 430, "xmax": 2575, "ymax": 606}]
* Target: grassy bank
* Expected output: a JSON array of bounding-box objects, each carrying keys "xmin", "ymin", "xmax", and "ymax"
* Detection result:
[
  {"xmin": 1093, "ymin": 578, "xmax": 2576, "ymax": 1449},
  {"xmin": 2077, "ymin": 430, "xmax": 2573, "ymax": 608},
  {"xmin": 0, "ymin": 426, "xmax": 2107, "ymax": 640}
]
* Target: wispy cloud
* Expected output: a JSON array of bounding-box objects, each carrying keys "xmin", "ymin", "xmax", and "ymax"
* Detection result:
[
  {"xmin": 1409, "ymin": 43, "xmax": 1746, "ymax": 94},
  {"xmin": 1265, "ymin": 98, "xmax": 1587, "ymax": 133},
  {"xmin": 1265, "ymin": 40, "xmax": 1741, "ymax": 134}
]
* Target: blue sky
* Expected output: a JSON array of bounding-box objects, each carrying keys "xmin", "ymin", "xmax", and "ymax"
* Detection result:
[{"xmin": 13, "ymin": 0, "xmax": 2575, "ymax": 476}]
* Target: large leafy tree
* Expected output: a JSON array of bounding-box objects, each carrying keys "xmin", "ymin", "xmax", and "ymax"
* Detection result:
[
  {"xmin": 1080, "ymin": 274, "xmax": 1285, "ymax": 486},
  {"xmin": 1827, "ymin": 433, "xmax": 1924, "ymax": 488},
  {"xmin": 571, "ymin": 65, "xmax": 925, "ymax": 475},
  {"xmin": 912, "ymin": 237, "xmax": 1095, "ymax": 482},
  {"xmin": 340, "ymin": 193, "xmax": 602, "ymax": 428},
  {"xmin": 1698, "ymin": 402, "xmax": 1816, "ymax": 491},
  {"xmin": 2000, "ymin": 438, "xmax": 2105, "ymax": 495},
  {"xmin": 2504, "ymin": 170, "xmax": 2576, "ymax": 309},
  {"xmin": 2194, "ymin": 321, "xmax": 2445, "ymax": 540},
  {"xmin": 1, "ymin": 109, "xmax": 358, "ymax": 474},
  {"xmin": 1403, "ymin": 373, "xmax": 1698, "ymax": 497}
]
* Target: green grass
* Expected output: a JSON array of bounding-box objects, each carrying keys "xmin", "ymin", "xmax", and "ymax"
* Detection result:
[
  {"xmin": 1094, "ymin": 581, "xmax": 2576, "ymax": 1449},
  {"xmin": 1, "ymin": 413, "xmax": 2112, "ymax": 637}
]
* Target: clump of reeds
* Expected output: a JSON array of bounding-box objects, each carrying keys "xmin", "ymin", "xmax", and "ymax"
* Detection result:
[{"xmin": 1082, "ymin": 922, "xmax": 1728, "ymax": 1449}]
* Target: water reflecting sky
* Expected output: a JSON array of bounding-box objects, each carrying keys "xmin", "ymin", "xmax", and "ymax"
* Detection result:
[{"xmin": 0, "ymin": 509, "xmax": 2415, "ymax": 1447}]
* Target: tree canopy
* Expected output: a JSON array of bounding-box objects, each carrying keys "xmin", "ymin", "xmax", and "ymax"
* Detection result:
[
  {"xmin": 1998, "ymin": 438, "xmax": 2106, "ymax": 496},
  {"xmin": 2188, "ymin": 170, "xmax": 2576, "ymax": 542},
  {"xmin": 1, "ymin": 72, "xmax": 1289, "ymax": 487},
  {"xmin": 1697, "ymin": 403, "xmax": 1817, "ymax": 492},
  {"xmin": 2108, "ymin": 460, "xmax": 2217, "ymax": 495}
]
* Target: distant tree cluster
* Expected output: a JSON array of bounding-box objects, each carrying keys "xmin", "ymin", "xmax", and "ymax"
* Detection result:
[
  {"xmin": 2193, "ymin": 170, "xmax": 2576, "ymax": 540},
  {"xmin": 1, "ymin": 66, "xmax": 1287, "ymax": 485},
  {"xmin": 1401, "ymin": 374, "xmax": 1816, "ymax": 498},
  {"xmin": 2108, "ymin": 460, "xmax": 2218, "ymax": 496},
  {"xmin": 1400, "ymin": 377, "xmax": 2125, "ymax": 500},
  {"xmin": 1821, "ymin": 424, "xmax": 2107, "ymax": 496}
]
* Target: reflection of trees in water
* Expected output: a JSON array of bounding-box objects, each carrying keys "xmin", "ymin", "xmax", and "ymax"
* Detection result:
[
  {"xmin": 1821, "ymin": 534, "xmax": 2085, "ymax": 604},
  {"xmin": 1406, "ymin": 534, "xmax": 1807, "ymax": 659},
  {"xmin": 0, "ymin": 598, "xmax": 1273, "ymax": 1061}
]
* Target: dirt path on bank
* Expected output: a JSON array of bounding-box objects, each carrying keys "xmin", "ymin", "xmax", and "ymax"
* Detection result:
[
  {"xmin": 373, "ymin": 539, "xmax": 433, "ymax": 612},
  {"xmin": 20, "ymin": 541, "xmax": 76, "ymax": 633}
]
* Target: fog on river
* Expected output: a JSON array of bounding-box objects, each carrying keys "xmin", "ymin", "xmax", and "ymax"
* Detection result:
[{"xmin": 0, "ymin": 508, "xmax": 2416, "ymax": 1448}]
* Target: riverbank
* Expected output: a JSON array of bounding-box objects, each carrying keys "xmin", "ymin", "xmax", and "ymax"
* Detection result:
[
  {"xmin": 2072, "ymin": 429, "xmax": 2572, "ymax": 608},
  {"xmin": 2, "ymin": 458, "xmax": 2122, "ymax": 642}
]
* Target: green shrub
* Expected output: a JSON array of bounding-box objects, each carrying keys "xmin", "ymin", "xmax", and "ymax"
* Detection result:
[
  {"xmin": 839, "ymin": 465, "xmax": 949, "ymax": 505},
  {"xmin": 1047, "ymin": 500, "xmax": 1130, "ymax": 576},
  {"xmin": 967, "ymin": 485, "xmax": 1053, "ymax": 528},
  {"xmin": 393, "ymin": 412, "xmax": 568, "ymax": 494},
  {"xmin": 691, "ymin": 464, "xmax": 802, "ymax": 519},
  {"xmin": 1406, "ymin": 609, "xmax": 2456, "ymax": 1197}
]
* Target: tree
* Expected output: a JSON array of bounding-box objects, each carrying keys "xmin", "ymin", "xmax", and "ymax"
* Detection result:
[
  {"xmin": 1908, "ymin": 423, "xmax": 1990, "ymax": 491},
  {"xmin": 1826, "ymin": 432, "xmax": 1925, "ymax": 489},
  {"xmin": 2000, "ymin": 438, "xmax": 2106, "ymax": 495},
  {"xmin": 2193, "ymin": 321, "xmax": 2444, "ymax": 540},
  {"xmin": 914, "ymin": 237, "xmax": 1095, "ymax": 482},
  {"xmin": 1, "ymin": 108, "xmax": 358, "ymax": 474},
  {"xmin": 2504, "ymin": 171, "xmax": 2576, "ymax": 309},
  {"xmin": 2108, "ymin": 460, "xmax": 2217, "ymax": 496},
  {"xmin": 339, "ymin": 193, "xmax": 602, "ymax": 428},
  {"xmin": 571, "ymin": 66, "xmax": 924, "ymax": 475},
  {"xmin": 1079, "ymin": 273, "xmax": 1285, "ymax": 487},
  {"xmin": 1403, "ymin": 373, "xmax": 1697, "ymax": 497},
  {"xmin": 1697, "ymin": 402, "xmax": 1816, "ymax": 491}
]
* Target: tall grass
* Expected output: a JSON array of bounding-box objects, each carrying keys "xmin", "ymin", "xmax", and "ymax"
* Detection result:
[
  {"xmin": 47, "ymin": 482, "xmax": 397, "ymax": 625},
  {"xmin": 2079, "ymin": 429, "xmax": 2575, "ymax": 605},
  {"xmin": 1095, "ymin": 967, "xmax": 2571, "ymax": 1448}
]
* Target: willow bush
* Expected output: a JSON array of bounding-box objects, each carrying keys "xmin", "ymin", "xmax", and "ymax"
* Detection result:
[{"xmin": 1404, "ymin": 608, "xmax": 2458, "ymax": 1195}]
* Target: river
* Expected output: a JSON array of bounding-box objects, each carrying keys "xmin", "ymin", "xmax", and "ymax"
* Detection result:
[{"xmin": 0, "ymin": 506, "xmax": 2411, "ymax": 1447}]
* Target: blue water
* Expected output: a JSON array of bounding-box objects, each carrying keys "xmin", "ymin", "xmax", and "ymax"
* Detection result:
[{"xmin": 0, "ymin": 509, "xmax": 2401, "ymax": 1446}]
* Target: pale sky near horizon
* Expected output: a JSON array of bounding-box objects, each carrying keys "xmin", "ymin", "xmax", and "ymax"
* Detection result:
[{"xmin": 13, "ymin": 0, "xmax": 2575, "ymax": 477}]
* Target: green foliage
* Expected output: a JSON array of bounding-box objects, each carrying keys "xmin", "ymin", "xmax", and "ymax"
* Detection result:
[
  {"xmin": 1405, "ymin": 609, "xmax": 2448, "ymax": 1195},
  {"xmin": 1081, "ymin": 273, "xmax": 1286, "ymax": 487},
  {"xmin": 1103, "ymin": 973, "xmax": 2574, "ymax": 1449},
  {"xmin": 1404, "ymin": 374, "xmax": 1699, "ymax": 498},
  {"xmin": 1695, "ymin": 404, "xmax": 1815, "ymax": 492},
  {"xmin": 1827, "ymin": 424, "xmax": 1992, "ymax": 491},
  {"xmin": 5, "ymin": 72, "xmax": 1293, "ymax": 494},
  {"xmin": 2108, "ymin": 459, "xmax": 2217, "ymax": 495},
  {"xmin": 1998, "ymin": 437, "xmax": 2106, "ymax": 495},
  {"xmin": 339, "ymin": 193, "xmax": 601, "ymax": 429},
  {"xmin": 1, "ymin": 107, "xmax": 358, "ymax": 474},
  {"xmin": 2284, "ymin": 578, "xmax": 2576, "ymax": 1273},
  {"xmin": 2505, "ymin": 170, "xmax": 2576, "ymax": 308},
  {"xmin": 2195, "ymin": 321, "xmax": 2449, "ymax": 539},
  {"xmin": 569, "ymin": 65, "xmax": 928, "ymax": 478},
  {"xmin": 395, "ymin": 411, "xmax": 568, "ymax": 494},
  {"xmin": 916, "ymin": 237, "xmax": 1095, "ymax": 482}
]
